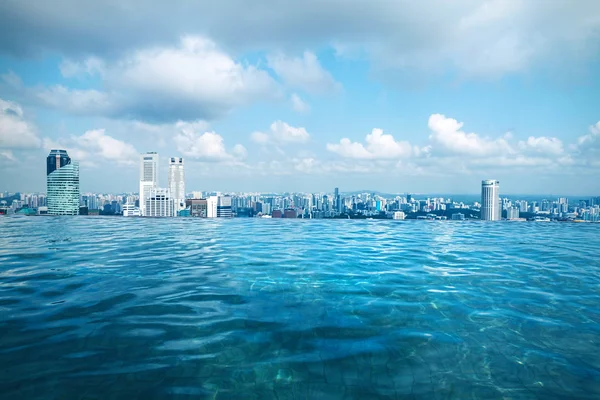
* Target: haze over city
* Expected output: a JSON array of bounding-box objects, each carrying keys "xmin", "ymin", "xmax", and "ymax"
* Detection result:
[{"xmin": 1, "ymin": 1, "xmax": 600, "ymax": 195}]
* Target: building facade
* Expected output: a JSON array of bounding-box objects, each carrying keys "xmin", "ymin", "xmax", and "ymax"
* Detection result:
[
  {"xmin": 139, "ymin": 152, "xmax": 158, "ymax": 216},
  {"xmin": 46, "ymin": 150, "xmax": 80, "ymax": 215},
  {"xmin": 507, "ymin": 207, "xmax": 520, "ymax": 220},
  {"xmin": 123, "ymin": 203, "xmax": 141, "ymax": 217},
  {"xmin": 145, "ymin": 188, "xmax": 175, "ymax": 217},
  {"xmin": 186, "ymin": 198, "xmax": 207, "ymax": 217},
  {"xmin": 168, "ymin": 157, "xmax": 185, "ymax": 210},
  {"xmin": 393, "ymin": 211, "xmax": 406, "ymax": 220},
  {"xmin": 481, "ymin": 180, "xmax": 501, "ymax": 221}
]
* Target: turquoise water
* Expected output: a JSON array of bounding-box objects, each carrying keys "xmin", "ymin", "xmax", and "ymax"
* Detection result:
[{"xmin": 1, "ymin": 217, "xmax": 599, "ymax": 399}]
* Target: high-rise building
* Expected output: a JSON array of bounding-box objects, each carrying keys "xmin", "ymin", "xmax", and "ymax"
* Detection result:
[
  {"xmin": 139, "ymin": 152, "xmax": 158, "ymax": 216},
  {"xmin": 334, "ymin": 187, "xmax": 341, "ymax": 213},
  {"xmin": 507, "ymin": 207, "xmax": 520, "ymax": 220},
  {"xmin": 481, "ymin": 180, "xmax": 501, "ymax": 221},
  {"xmin": 145, "ymin": 188, "xmax": 175, "ymax": 217},
  {"xmin": 168, "ymin": 157, "xmax": 185, "ymax": 210},
  {"xmin": 217, "ymin": 196, "xmax": 233, "ymax": 217},
  {"xmin": 47, "ymin": 149, "xmax": 71, "ymax": 175},
  {"xmin": 46, "ymin": 149, "xmax": 80, "ymax": 215}
]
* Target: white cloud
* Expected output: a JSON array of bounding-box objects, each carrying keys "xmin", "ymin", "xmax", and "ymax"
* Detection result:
[
  {"xmin": 290, "ymin": 93, "xmax": 310, "ymax": 113},
  {"xmin": 7, "ymin": 36, "xmax": 281, "ymax": 122},
  {"xmin": 0, "ymin": 98, "xmax": 41, "ymax": 149},
  {"xmin": 251, "ymin": 121, "xmax": 310, "ymax": 145},
  {"xmin": 428, "ymin": 114, "xmax": 513, "ymax": 156},
  {"xmin": 577, "ymin": 121, "xmax": 600, "ymax": 146},
  {"xmin": 42, "ymin": 129, "xmax": 139, "ymax": 167},
  {"xmin": 250, "ymin": 131, "xmax": 270, "ymax": 145},
  {"xmin": 174, "ymin": 122, "xmax": 245, "ymax": 161},
  {"xmin": 268, "ymin": 51, "xmax": 341, "ymax": 94},
  {"xmin": 0, "ymin": 150, "xmax": 15, "ymax": 161},
  {"xmin": 327, "ymin": 128, "xmax": 413, "ymax": 159},
  {"xmin": 74, "ymin": 129, "xmax": 139, "ymax": 164},
  {"xmin": 518, "ymin": 136, "xmax": 564, "ymax": 155},
  {"xmin": 232, "ymin": 144, "xmax": 248, "ymax": 159},
  {"xmin": 59, "ymin": 57, "xmax": 105, "ymax": 78},
  {"xmin": 271, "ymin": 121, "xmax": 310, "ymax": 143}
]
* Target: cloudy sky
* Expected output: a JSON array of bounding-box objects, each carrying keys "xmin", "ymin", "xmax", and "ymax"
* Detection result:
[{"xmin": 1, "ymin": 0, "xmax": 599, "ymax": 195}]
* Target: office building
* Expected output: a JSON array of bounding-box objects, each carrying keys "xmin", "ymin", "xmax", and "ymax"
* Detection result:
[
  {"xmin": 139, "ymin": 152, "xmax": 158, "ymax": 216},
  {"xmin": 205, "ymin": 195, "xmax": 233, "ymax": 218},
  {"xmin": 217, "ymin": 196, "xmax": 232, "ymax": 217},
  {"xmin": 507, "ymin": 207, "xmax": 520, "ymax": 220},
  {"xmin": 284, "ymin": 208, "xmax": 298, "ymax": 218},
  {"xmin": 145, "ymin": 188, "xmax": 175, "ymax": 217},
  {"xmin": 46, "ymin": 149, "xmax": 80, "ymax": 215},
  {"xmin": 186, "ymin": 198, "xmax": 207, "ymax": 217},
  {"xmin": 481, "ymin": 180, "xmax": 501, "ymax": 221},
  {"xmin": 451, "ymin": 213, "xmax": 465, "ymax": 220},
  {"xmin": 123, "ymin": 203, "xmax": 141, "ymax": 217},
  {"xmin": 168, "ymin": 157, "xmax": 185, "ymax": 210}
]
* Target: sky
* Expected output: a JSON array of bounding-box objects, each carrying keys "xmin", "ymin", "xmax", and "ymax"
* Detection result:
[{"xmin": 1, "ymin": 0, "xmax": 600, "ymax": 195}]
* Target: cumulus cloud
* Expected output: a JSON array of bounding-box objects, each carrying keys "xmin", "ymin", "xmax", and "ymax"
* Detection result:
[
  {"xmin": 6, "ymin": 36, "xmax": 281, "ymax": 122},
  {"xmin": 327, "ymin": 128, "xmax": 413, "ymax": 159},
  {"xmin": 428, "ymin": 114, "xmax": 513, "ymax": 156},
  {"xmin": 43, "ymin": 129, "xmax": 139, "ymax": 166},
  {"xmin": 174, "ymin": 121, "xmax": 245, "ymax": 161},
  {"xmin": 324, "ymin": 113, "xmax": 586, "ymax": 178},
  {"xmin": 0, "ymin": 98, "xmax": 41, "ymax": 149},
  {"xmin": 268, "ymin": 51, "xmax": 341, "ymax": 94},
  {"xmin": 290, "ymin": 93, "xmax": 310, "ymax": 113},
  {"xmin": 518, "ymin": 136, "xmax": 564, "ymax": 155},
  {"xmin": 251, "ymin": 121, "xmax": 310, "ymax": 145}
]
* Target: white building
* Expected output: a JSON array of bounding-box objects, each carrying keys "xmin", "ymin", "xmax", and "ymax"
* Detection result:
[
  {"xmin": 507, "ymin": 207, "xmax": 520, "ymax": 220},
  {"xmin": 206, "ymin": 195, "xmax": 233, "ymax": 218},
  {"xmin": 145, "ymin": 188, "xmax": 175, "ymax": 217},
  {"xmin": 168, "ymin": 157, "xmax": 185, "ymax": 211},
  {"xmin": 123, "ymin": 203, "xmax": 141, "ymax": 217},
  {"xmin": 47, "ymin": 161, "xmax": 80, "ymax": 215},
  {"xmin": 392, "ymin": 211, "xmax": 406, "ymax": 220},
  {"xmin": 207, "ymin": 196, "xmax": 218, "ymax": 218},
  {"xmin": 139, "ymin": 152, "xmax": 158, "ymax": 216},
  {"xmin": 481, "ymin": 180, "xmax": 501, "ymax": 221}
]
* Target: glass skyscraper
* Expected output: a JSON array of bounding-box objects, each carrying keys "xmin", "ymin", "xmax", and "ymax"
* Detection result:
[{"xmin": 46, "ymin": 149, "xmax": 80, "ymax": 215}]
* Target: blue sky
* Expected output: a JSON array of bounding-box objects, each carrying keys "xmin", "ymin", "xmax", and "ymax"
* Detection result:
[{"xmin": 1, "ymin": 0, "xmax": 600, "ymax": 195}]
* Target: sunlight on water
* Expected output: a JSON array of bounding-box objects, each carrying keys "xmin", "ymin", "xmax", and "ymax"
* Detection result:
[{"xmin": 0, "ymin": 217, "xmax": 599, "ymax": 399}]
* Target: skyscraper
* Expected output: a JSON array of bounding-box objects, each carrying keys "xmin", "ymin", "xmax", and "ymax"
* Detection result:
[
  {"xmin": 481, "ymin": 180, "xmax": 501, "ymax": 221},
  {"xmin": 168, "ymin": 157, "xmax": 185, "ymax": 210},
  {"xmin": 334, "ymin": 187, "xmax": 342, "ymax": 213},
  {"xmin": 139, "ymin": 152, "xmax": 158, "ymax": 216},
  {"xmin": 46, "ymin": 149, "xmax": 80, "ymax": 215}
]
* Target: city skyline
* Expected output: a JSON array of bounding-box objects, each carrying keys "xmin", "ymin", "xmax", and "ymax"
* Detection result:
[
  {"xmin": 3, "ymin": 147, "xmax": 599, "ymax": 222},
  {"xmin": 1, "ymin": 1, "xmax": 600, "ymax": 195}
]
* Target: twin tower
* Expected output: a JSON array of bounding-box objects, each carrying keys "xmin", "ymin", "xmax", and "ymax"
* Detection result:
[{"xmin": 139, "ymin": 152, "xmax": 185, "ymax": 217}]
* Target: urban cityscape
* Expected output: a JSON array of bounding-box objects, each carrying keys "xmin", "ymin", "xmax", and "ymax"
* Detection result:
[{"xmin": 1, "ymin": 149, "xmax": 599, "ymax": 222}]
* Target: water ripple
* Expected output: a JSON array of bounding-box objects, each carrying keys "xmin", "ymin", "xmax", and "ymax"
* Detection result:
[{"xmin": 0, "ymin": 217, "xmax": 599, "ymax": 399}]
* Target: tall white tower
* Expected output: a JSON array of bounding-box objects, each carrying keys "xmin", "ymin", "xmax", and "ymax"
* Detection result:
[
  {"xmin": 168, "ymin": 157, "xmax": 185, "ymax": 211},
  {"xmin": 481, "ymin": 180, "xmax": 501, "ymax": 221},
  {"xmin": 139, "ymin": 152, "xmax": 158, "ymax": 216}
]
